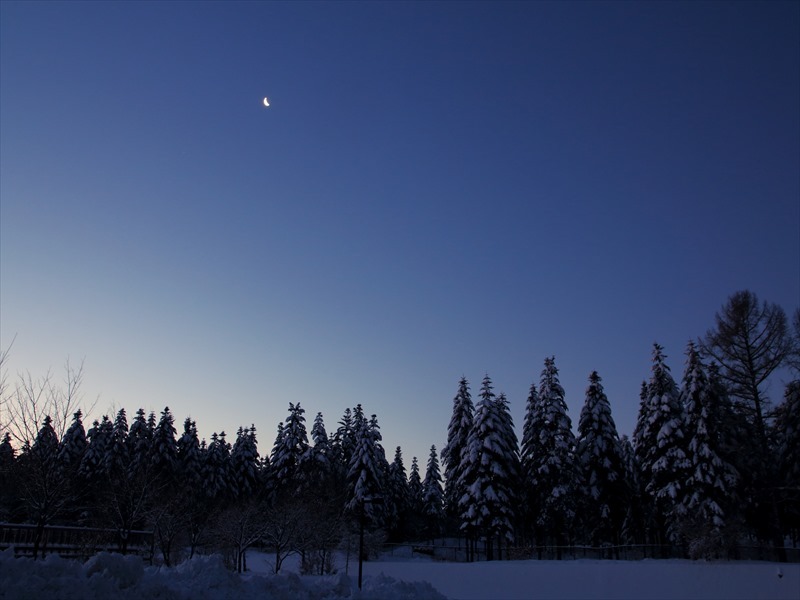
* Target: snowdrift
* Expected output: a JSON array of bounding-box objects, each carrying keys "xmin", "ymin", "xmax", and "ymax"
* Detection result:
[{"xmin": 0, "ymin": 548, "xmax": 446, "ymax": 600}]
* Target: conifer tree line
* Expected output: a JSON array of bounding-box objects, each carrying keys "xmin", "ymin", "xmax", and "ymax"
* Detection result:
[{"xmin": 1, "ymin": 290, "xmax": 798, "ymax": 564}]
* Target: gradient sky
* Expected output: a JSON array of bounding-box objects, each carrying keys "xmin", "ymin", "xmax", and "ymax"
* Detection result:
[{"xmin": 1, "ymin": 1, "xmax": 798, "ymax": 463}]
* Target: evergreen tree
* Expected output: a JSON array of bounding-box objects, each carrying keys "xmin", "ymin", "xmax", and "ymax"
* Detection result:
[
  {"xmin": 127, "ymin": 409, "xmax": 153, "ymax": 477},
  {"xmin": 524, "ymin": 358, "xmax": 579, "ymax": 550},
  {"xmin": 0, "ymin": 432, "xmax": 15, "ymax": 520},
  {"xmin": 441, "ymin": 377, "xmax": 474, "ymax": 520},
  {"xmin": 80, "ymin": 416, "xmax": 113, "ymax": 480},
  {"xmin": 677, "ymin": 341, "xmax": 739, "ymax": 557},
  {"xmin": 0, "ymin": 432, "xmax": 15, "ymax": 470},
  {"xmin": 177, "ymin": 418, "xmax": 203, "ymax": 487},
  {"xmin": 309, "ymin": 412, "xmax": 332, "ymax": 466},
  {"xmin": 106, "ymin": 408, "xmax": 130, "ymax": 477},
  {"xmin": 775, "ymin": 381, "xmax": 800, "ymax": 547},
  {"xmin": 386, "ymin": 446, "xmax": 411, "ymax": 540},
  {"xmin": 346, "ymin": 413, "xmax": 386, "ymax": 524},
  {"xmin": 576, "ymin": 371, "xmax": 627, "ymax": 546},
  {"xmin": 634, "ymin": 343, "xmax": 690, "ymax": 544},
  {"xmin": 32, "ymin": 415, "xmax": 59, "ymax": 461},
  {"xmin": 520, "ymin": 381, "xmax": 541, "ymax": 544},
  {"xmin": 204, "ymin": 432, "xmax": 232, "ymax": 501},
  {"xmin": 231, "ymin": 425, "xmax": 260, "ymax": 499},
  {"xmin": 271, "ymin": 402, "xmax": 309, "ymax": 493},
  {"xmin": 422, "ymin": 444, "xmax": 444, "ymax": 538},
  {"xmin": 458, "ymin": 377, "xmax": 519, "ymax": 559},
  {"xmin": 333, "ymin": 408, "xmax": 356, "ymax": 469},
  {"xmin": 150, "ymin": 406, "xmax": 178, "ymax": 479},
  {"xmin": 408, "ymin": 456, "xmax": 423, "ymax": 514},
  {"xmin": 57, "ymin": 410, "xmax": 87, "ymax": 471},
  {"xmin": 619, "ymin": 435, "xmax": 647, "ymax": 544}
]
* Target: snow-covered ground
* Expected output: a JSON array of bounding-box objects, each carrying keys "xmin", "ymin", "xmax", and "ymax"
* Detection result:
[
  {"xmin": 2, "ymin": 546, "xmax": 798, "ymax": 600},
  {"xmin": 364, "ymin": 554, "xmax": 800, "ymax": 600}
]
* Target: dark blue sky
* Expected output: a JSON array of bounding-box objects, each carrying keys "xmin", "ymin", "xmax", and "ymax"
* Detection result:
[{"xmin": 2, "ymin": 1, "xmax": 798, "ymax": 460}]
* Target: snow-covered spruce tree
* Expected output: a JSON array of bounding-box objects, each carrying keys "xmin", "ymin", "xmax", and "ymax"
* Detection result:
[
  {"xmin": 519, "ymin": 381, "xmax": 541, "ymax": 546},
  {"xmin": 231, "ymin": 425, "xmax": 260, "ymax": 500},
  {"xmin": 634, "ymin": 343, "xmax": 690, "ymax": 546},
  {"xmin": 308, "ymin": 412, "xmax": 333, "ymax": 471},
  {"xmin": 422, "ymin": 444, "xmax": 444, "ymax": 539},
  {"xmin": 150, "ymin": 406, "xmax": 178, "ymax": 481},
  {"xmin": 177, "ymin": 418, "xmax": 203, "ymax": 488},
  {"xmin": 441, "ymin": 377, "xmax": 474, "ymax": 524},
  {"xmin": 58, "ymin": 410, "xmax": 88, "ymax": 471},
  {"xmin": 204, "ymin": 431, "xmax": 233, "ymax": 502},
  {"xmin": 524, "ymin": 358, "xmax": 579, "ymax": 554},
  {"xmin": 458, "ymin": 376, "xmax": 519, "ymax": 560},
  {"xmin": 106, "ymin": 408, "xmax": 130, "ymax": 477},
  {"xmin": 127, "ymin": 408, "xmax": 153, "ymax": 477},
  {"xmin": 176, "ymin": 418, "xmax": 209, "ymax": 558},
  {"xmin": 346, "ymin": 413, "xmax": 387, "ymax": 526},
  {"xmin": 333, "ymin": 408, "xmax": 355, "ymax": 470},
  {"xmin": 775, "ymin": 381, "xmax": 800, "ymax": 547},
  {"xmin": 295, "ymin": 412, "xmax": 348, "ymax": 576},
  {"xmin": 0, "ymin": 432, "xmax": 15, "ymax": 520},
  {"xmin": 677, "ymin": 341, "xmax": 739, "ymax": 558},
  {"xmin": 576, "ymin": 371, "xmax": 627, "ymax": 548},
  {"xmin": 408, "ymin": 456, "xmax": 423, "ymax": 513},
  {"xmin": 386, "ymin": 446, "xmax": 411, "ymax": 541},
  {"xmin": 79, "ymin": 415, "xmax": 113, "ymax": 481},
  {"xmin": 271, "ymin": 402, "xmax": 310, "ymax": 495},
  {"xmin": 619, "ymin": 434, "xmax": 647, "ymax": 545}
]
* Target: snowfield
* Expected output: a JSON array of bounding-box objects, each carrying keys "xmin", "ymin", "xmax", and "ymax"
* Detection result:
[
  {"xmin": 365, "ymin": 555, "xmax": 800, "ymax": 600},
  {"xmin": 1, "ymin": 547, "xmax": 798, "ymax": 600}
]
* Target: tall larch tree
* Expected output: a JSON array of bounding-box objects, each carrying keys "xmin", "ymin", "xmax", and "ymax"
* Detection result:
[{"xmin": 702, "ymin": 291, "xmax": 792, "ymax": 561}]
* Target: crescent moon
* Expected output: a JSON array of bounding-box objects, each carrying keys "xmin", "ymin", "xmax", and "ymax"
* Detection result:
[{"xmin": 263, "ymin": 97, "xmax": 270, "ymax": 107}]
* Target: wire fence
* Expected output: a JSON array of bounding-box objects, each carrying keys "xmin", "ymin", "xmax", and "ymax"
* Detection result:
[
  {"xmin": 0, "ymin": 522, "xmax": 154, "ymax": 560},
  {"xmin": 383, "ymin": 540, "xmax": 800, "ymax": 563}
]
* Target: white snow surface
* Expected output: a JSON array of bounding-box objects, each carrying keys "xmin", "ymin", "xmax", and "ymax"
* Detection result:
[{"xmin": 2, "ymin": 546, "xmax": 799, "ymax": 600}]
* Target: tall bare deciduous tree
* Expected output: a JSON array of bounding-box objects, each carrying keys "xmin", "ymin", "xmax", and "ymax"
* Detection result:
[
  {"xmin": 1, "ymin": 355, "xmax": 92, "ymax": 447},
  {"xmin": 701, "ymin": 290, "xmax": 791, "ymax": 561},
  {"xmin": 701, "ymin": 290, "xmax": 791, "ymax": 452}
]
